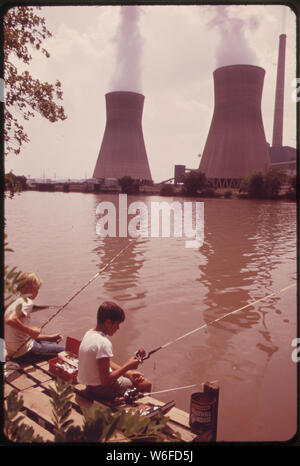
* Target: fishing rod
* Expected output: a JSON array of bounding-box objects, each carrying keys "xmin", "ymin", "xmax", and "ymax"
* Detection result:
[
  {"xmin": 9, "ymin": 239, "xmax": 136, "ymax": 360},
  {"xmin": 136, "ymin": 282, "xmax": 297, "ymax": 363},
  {"xmin": 123, "ymin": 380, "xmax": 218, "ymax": 402}
]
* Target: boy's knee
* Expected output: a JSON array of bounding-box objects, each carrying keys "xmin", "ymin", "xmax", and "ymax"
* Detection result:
[{"xmin": 137, "ymin": 378, "xmax": 152, "ymax": 393}]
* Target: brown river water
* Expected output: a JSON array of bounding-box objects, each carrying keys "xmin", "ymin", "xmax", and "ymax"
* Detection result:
[{"xmin": 4, "ymin": 191, "xmax": 297, "ymax": 442}]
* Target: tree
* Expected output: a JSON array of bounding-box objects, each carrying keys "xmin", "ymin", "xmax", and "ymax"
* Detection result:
[
  {"xmin": 160, "ymin": 183, "xmax": 174, "ymax": 196},
  {"xmin": 246, "ymin": 172, "xmax": 266, "ymax": 199},
  {"xmin": 240, "ymin": 168, "xmax": 287, "ymax": 200},
  {"xmin": 264, "ymin": 167, "xmax": 286, "ymax": 199},
  {"xmin": 4, "ymin": 6, "xmax": 67, "ymax": 156},
  {"xmin": 182, "ymin": 171, "xmax": 209, "ymax": 197},
  {"xmin": 119, "ymin": 176, "xmax": 139, "ymax": 194}
]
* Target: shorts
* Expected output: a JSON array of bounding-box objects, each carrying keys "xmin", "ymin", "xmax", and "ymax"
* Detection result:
[{"xmin": 86, "ymin": 376, "xmax": 133, "ymax": 399}]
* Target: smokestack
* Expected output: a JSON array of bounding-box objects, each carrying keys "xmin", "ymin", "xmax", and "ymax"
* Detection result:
[
  {"xmin": 199, "ymin": 65, "xmax": 270, "ymax": 185},
  {"xmin": 93, "ymin": 91, "xmax": 152, "ymax": 182},
  {"xmin": 272, "ymin": 34, "xmax": 286, "ymax": 147}
]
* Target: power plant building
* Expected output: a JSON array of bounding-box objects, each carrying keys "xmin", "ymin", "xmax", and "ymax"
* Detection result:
[
  {"xmin": 199, "ymin": 64, "xmax": 270, "ymax": 188},
  {"xmin": 93, "ymin": 91, "xmax": 152, "ymax": 183}
]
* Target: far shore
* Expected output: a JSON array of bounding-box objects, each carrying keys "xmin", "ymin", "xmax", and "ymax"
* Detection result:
[{"xmin": 13, "ymin": 181, "xmax": 296, "ymax": 202}]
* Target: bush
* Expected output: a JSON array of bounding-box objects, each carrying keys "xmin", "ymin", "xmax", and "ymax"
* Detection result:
[
  {"xmin": 202, "ymin": 187, "xmax": 216, "ymax": 197},
  {"xmin": 4, "ymin": 379, "xmax": 181, "ymax": 443},
  {"xmin": 224, "ymin": 189, "xmax": 232, "ymax": 199},
  {"xmin": 182, "ymin": 171, "xmax": 211, "ymax": 197},
  {"xmin": 247, "ymin": 172, "xmax": 266, "ymax": 199},
  {"xmin": 264, "ymin": 167, "xmax": 286, "ymax": 198},
  {"xmin": 119, "ymin": 176, "xmax": 139, "ymax": 194},
  {"xmin": 160, "ymin": 184, "xmax": 174, "ymax": 196},
  {"xmin": 240, "ymin": 167, "xmax": 286, "ymax": 200}
]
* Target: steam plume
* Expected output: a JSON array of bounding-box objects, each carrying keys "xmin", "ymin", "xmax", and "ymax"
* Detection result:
[
  {"xmin": 110, "ymin": 6, "xmax": 144, "ymax": 93},
  {"xmin": 209, "ymin": 6, "xmax": 259, "ymax": 68}
]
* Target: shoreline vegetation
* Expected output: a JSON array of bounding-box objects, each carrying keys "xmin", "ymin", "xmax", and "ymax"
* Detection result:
[{"xmin": 5, "ymin": 168, "xmax": 297, "ymax": 202}]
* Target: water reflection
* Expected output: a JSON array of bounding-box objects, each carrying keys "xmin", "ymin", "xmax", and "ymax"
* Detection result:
[
  {"xmin": 92, "ymin": 194, "xmax": 149, "ymax": 305},
  {"xmin": 197, "ymin": 200, "xmax": 295, "ymax": 360}
]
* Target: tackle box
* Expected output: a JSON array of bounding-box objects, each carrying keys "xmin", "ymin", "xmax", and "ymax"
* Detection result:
[{"xmin": 48, "ymin": 336, "xmax": 81, "ymax": 384}]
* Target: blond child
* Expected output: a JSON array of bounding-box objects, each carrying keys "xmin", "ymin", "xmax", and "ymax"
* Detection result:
[{"xmin": 4, "ymin": 272, "xmax": 65, "ymax": 363}]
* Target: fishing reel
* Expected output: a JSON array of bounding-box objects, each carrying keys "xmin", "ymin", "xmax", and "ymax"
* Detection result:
[
  {"xmin": 135, "ymin": 348, "xmax": 146, "ymax": 363},
  {"xmin": 123, "ymin": 387, "xmax": 143, "ymax": 403},
  {"xmin": 135, "ymin": 346, "xmax": 162, "ymax": 363}
]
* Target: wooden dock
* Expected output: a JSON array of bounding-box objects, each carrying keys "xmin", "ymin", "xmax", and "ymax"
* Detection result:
[{"xmin": 4, "ymin": 360, "xmax": 202, "ymax": 443}]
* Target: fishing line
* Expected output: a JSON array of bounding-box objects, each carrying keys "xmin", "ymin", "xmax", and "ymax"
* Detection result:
[
  {"xmin": 144, "ymin": 380, "xmax": 218, "ymax": 397},
  {"xmin": 141, "ymin": 282, "xmax": 297, "ymax": 361},
  {"xmin": 9, "ymin": 239, "xmax": 137, "ymax": 360}
]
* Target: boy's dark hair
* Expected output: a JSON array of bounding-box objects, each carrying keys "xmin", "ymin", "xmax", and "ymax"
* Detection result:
[{"xmin": 97, "ymin": 301, "xmax": 125, "ymax": 325}]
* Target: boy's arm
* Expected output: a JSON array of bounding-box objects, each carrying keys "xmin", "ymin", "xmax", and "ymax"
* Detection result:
[
  {"xmin": 97, "ymin": 356, "xmax": 140, "ymax": 386},
  {"xmin": 32, "ymin": 305, "xmax": 50, "ymax": 312},
  {"xmin": 5, "ymin": 310, "xmax": 40, "ymax": 339},
  {"xmin": 110, "ymin": 360, "xmax": 144, "ymax": 382}
]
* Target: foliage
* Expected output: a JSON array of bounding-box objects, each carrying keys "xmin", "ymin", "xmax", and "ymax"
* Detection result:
[
  {"xmin": 4, "ymin": 6, "xmax": 67, "ymax": 156},
  {"xmin": 224, "ymin": 189, "xmax": 232, "ymax": 199},
  {"xmin": 182, "ymin": 171, "xmax": 211, "ymax": 197},
  {"xmin": 5, "ymin": 172, "xmax": 27, "ymax": 198},
  {"xmin": 264, "ymin": 167, "xmax": 286, "ymax": 198},
  {"xmin": 160, "ymin": 184, "xmax": 175, "ymax": 196},
  {"xmin": 4, "ymin": 390, "xmax": 44, "ymax": 442},
  {"xmin": 4, "ymin": 233, "xmax": 27, "ymax": 309},
  {"xmin": 47, "ymin": 377, "xmax": 181, "ymax": 443},
  {"xmin": 240, "ymin": 167, "xmax": 287, "ymax": 200},
  {"xmin": 119, "ymin": 176, "xmax": 140, "ymax": 194},
  {"xmin": 285, "ymin": 175, "xmax": 297, "ymax": 200},
  {"xmin": 246, "ymin": 172, "xmax": 266, "ymax": 199},
  {"xmin": 48, "ymin": 377, "xmax": 74, "ymax": 441}
]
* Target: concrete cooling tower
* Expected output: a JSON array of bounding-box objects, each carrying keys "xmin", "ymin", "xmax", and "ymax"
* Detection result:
[
  {"xmin": 93, "ymin": 91, "xmax": 152, "ymax": 182},
  {"xmin": 199, "ymin": 64, "xmax": 270, "ymax": 188}
]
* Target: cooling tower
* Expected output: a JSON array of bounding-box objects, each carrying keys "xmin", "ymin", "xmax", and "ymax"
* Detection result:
[
  {"xmin": 93, "ymin": 91, "xmax": 152, "ymax": 182},
  {"xmin": 272, "ymin": 34, "xmax": 286, "ymax": 147},
  {"xmin": 199, "ymin": 65, "xmax": 270, "ymax": 185}
]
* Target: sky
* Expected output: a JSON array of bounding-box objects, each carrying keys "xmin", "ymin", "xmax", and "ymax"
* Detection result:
[{"xmin": 4, "ymin": 3, "xmax": 297, "ymax": 183}]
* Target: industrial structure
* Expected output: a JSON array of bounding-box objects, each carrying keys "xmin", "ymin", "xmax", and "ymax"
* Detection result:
[
  {"xmin": 93, "ymin": 91, "xmax": 152, "ymax": 183},
  {"xmin": 198, "ymin": 64, "xmax": 270, "ymax": 188},
  {"xmin": 269, "ymin": 34, "xmax": 296, "ymax": 176}
]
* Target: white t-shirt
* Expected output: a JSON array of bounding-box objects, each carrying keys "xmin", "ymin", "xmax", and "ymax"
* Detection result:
[
  {"xmin": 4, "ymin": 297, "xmax": 35, "ymax": 358},
  {"xmin": 78, "ymin": 329, "xmax": 114, "ymax": 386}
]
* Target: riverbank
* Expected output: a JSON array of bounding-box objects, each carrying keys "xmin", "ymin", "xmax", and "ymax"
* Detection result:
[{"xmin": 19, "ymin": 182, "xmax": 296, "ymax": 201}]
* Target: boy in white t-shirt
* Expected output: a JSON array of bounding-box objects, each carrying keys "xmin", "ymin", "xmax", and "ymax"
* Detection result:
[
  {"xmin": 4, "ymin": 272, "xmax": 64, "ymax": 363},
  {"xmin": 78, "ymin": 301, "xmax": 152, "ymax": 399}
]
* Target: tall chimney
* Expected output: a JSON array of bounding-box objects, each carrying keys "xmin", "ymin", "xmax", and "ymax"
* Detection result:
[
  {"xmin": 93, "ymin": 91, "xmax": 152, "ymax": 182},
  {"xmin": 199, "ymin": 65, "xmax": 270, "ymax": 183},
  {"xmin": 272, "ymin": 34, "xmax": 286, "ymax": 147}
]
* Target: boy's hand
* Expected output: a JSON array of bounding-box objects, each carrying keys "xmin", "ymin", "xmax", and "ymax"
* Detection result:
[
  {"xmin": 48, "ymin": 333, "xmax": 63, "ymax": 343},
  {"xmin": 125, "ymin": 356, "xmax": 140, "ymax": 371},
  {"xmin": 127, "ymin": 370, "xmax": 145, "ymax": 383}
]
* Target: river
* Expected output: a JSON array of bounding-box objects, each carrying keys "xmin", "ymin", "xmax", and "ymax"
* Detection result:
[{"xmin": 4, "ymin": 191, "xmax": 297, "ymax": 442}]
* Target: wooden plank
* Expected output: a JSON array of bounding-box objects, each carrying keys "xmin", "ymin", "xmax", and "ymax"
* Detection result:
[
  {"xmin": 6, "ymin": 371, "xmax": 37, "ymax": 391},
  {"xmin": 136, "ymin": 396, "xmax": 191, "ymax": 428},
  {"xmin": 25, "ymin": 365, "xmax": 53, "ymax": 383},
  {"xmin": 4, "ymin": 382, "xmax": 15, "ymax": 398},
  {"xmin": 21, "ymin": 386, "xmax": 84, "ymax": 430},
  {"xmin": 18, "ymin": 413, "xmax": 54, "ymax": 442},
  {"xmin": 6, "ymin": 362, "xmax": 198, "ymax": 443}
]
